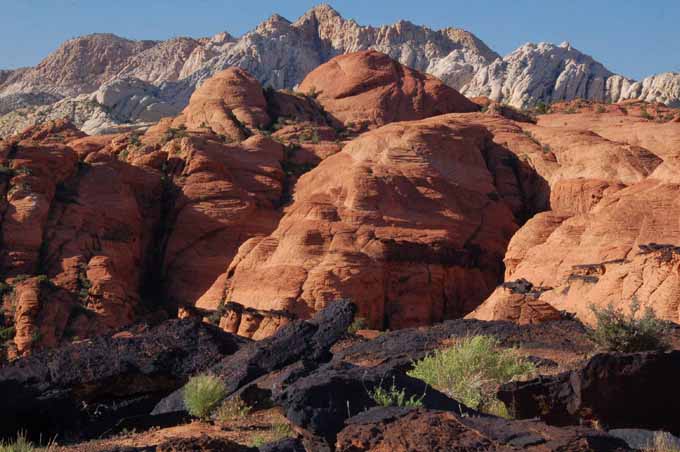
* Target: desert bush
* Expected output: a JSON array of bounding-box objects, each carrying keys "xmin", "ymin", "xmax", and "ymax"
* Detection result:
[
  {"xmin": 407, "ymin": 335, "xmax": 535, "ymax": 414},
  {"xmin": 368, "ymin": 378, "xmax": 424, "ymax": 408},
  {"xmin": 645, "ymin": 431, "xmax": 680, "ymax": 452},
  {"xmin": 589, "ymin": 301, "xmax": 669, "ymax": 352},
  {"xmin": 534, "ymin": 101, "xmax": 550, "ymax": 114},
  {"xmin": 250, "ymin": 423, "xmax": 293, "ymax": 447},
  {"xmin": 214, "ymin": 397, "xmax": 252, "ymax": 422},
  {"xmin": 347, "ymin": 317, "xmax": 369, "ymax": 334},
  {"xmin": 0, "ymin": 432, "xmax": 56, "ymax": 452},
  {"xmin": 183, "ymin": 374, "xmax": 227, "ymax": 419}
]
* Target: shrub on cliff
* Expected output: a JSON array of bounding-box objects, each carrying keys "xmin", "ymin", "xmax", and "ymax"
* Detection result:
[
  {"xmin": 407, "ymin": 335, "xmax": 535, "ymax": 415},
  {"xmin": 184, "ymin": 374, "xmax": 227, "ymax": 419},
  {"xmin": 589, "ymin": 301, "xmax": 669, "ymax": 353}
]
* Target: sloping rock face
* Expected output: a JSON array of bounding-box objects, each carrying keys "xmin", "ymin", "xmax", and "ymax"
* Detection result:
[
  {"xmin": 468, "ymin": 279, "xmax": 562, "ymax": 324},
  {"xmin": 0, "ymin": 318, "xmax": 246, "ymax": 441},
  {"xmin": 298, "ymin": 50, "xmax": 478, "ymax": 128},
  {"xmin": 0, "ymin": 34, "xmax": 158, "ymax": 97},
  {"xmin": 498, "ymin": 351, "xmax": 680, "ymax": 435},
  {"xmin": 173, "ymin": 67, "xmax": 271, "ymax": 137},
  {"xmin": 335, "ymin": 407, "xmax": 631, "ymax": 451},
  {"xmin": 470, "ymin": 103, "xmax": 680, "ymax": 324},
  {"xmin": 0, "ymin": 64, "xmax": 329, "ymax": 356},
  {"xmin": 223, "ymin": 113, "xmax": 530, "ymax": 329}
]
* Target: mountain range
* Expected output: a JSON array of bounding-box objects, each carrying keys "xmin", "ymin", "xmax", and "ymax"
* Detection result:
[{"xmin": 0, "ymin": 3, "xmax": 678, "ymax": 137}]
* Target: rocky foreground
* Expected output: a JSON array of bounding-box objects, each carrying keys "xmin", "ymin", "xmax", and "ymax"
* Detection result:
[{"xmin": 0, "ymin": 47, "xmax": 679, "ymax": 450}]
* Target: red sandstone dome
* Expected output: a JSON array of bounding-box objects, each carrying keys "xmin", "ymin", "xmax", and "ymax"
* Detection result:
[{"xmin": 298, "ymin": 50, "xmax": 479, "ymax": 129}]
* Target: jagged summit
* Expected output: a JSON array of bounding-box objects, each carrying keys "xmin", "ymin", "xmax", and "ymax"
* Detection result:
[{"xmin": 0, "ymin": 3, "xmax": 679, "ymax": 137}]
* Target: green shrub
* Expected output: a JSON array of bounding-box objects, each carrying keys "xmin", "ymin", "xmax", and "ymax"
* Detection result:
[
  {"xmin": 249, "ymin": 423, "xmax": 293, "ymax": 447},
  {"xmin": 0, "ymin": 326, "xmax": 15, "ymax": 341},
  {"xmin": 214, "ymin": 397, "xmax": 251, "ymax": 422},
  {"xmin": 368, "ymin": 378, "xmax": 424, "ymax": 408},
  {"xmin": 407, "ymin": 335, "xmax": 535, "ymax": 414},
  {"xmin": 347, "ymin": 317, "xmax": 369, "ymax": 334},
  {"xmin": 535, "ymin": 101, "xmax": 550, "ymax": 115},
  {"xmin": 588, "ymin": 301, "xmax": 669, "ymax": 352},
  {"xmin": 183, "ymin": 374, "xmax": 227, "ymax": 419}
]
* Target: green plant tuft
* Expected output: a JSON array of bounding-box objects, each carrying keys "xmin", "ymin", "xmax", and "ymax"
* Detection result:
[
  {"xmin": 0, "ymin": 431, "xmax": 56, "ymax": 452},
  {"xmin": 183, "ymin": 374, "xmax": 227, "ymax": 419},
  {"xmin": 249, "ymin": 423, "xmax": 293, "ymax": 447},
  {"xmin": 407, "ymin": 335, "xmax": 535, "ymax": 415},
  {"xmin": 348, "ymin": 317, "xmax": 369, "ymax": 334},
  {"xmin": 214, "ymin": 397, "xmax": 251, "ymax": 422},
  {"xmin": 368, "ymin": 377, "xmax": 424, "ymax": 408},
  {"xmin": 588, "ymin": 300, "xmax": 669, "ymax": 353}
]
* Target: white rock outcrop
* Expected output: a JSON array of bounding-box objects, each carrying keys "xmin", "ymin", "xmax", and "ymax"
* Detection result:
[{"xmin": 0, "ymin": 4, "xmax": 678, "ymax": 136}]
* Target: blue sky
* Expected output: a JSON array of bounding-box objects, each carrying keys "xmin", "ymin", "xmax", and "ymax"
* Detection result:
[{"xmin": 1, "ymin": 0, "xmax": 678, "ymax": 80}]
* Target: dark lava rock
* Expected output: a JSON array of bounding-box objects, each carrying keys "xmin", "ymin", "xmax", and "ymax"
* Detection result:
[
  {"xmin": 157, "ymin": 435, "xmax": 257, "ymax": 452},
  {"xmin": 335, "ymin": 318, "xmax": 590, "ymax": 370},
  {"xmin": 335, "ymin": 407, "xmax": 632, "ymax": 451},
  {"xmin": 0, "ymin": 319, "xmax": 247, "ymax": 441},
  {"xmin": 608, "ymin": 429, "xmax": 680, "ymax": 450},
  {"xmin": 273, "ymin": 360, "xmax": 473, "ymax": 450},
  {"xmin": 258, "ymin": 437, "xmax": 306, "ymax": 452},
  {"xmin": 153, "ymin": 300, "xmax": 357, "ymax": 415},
  {"xmin": 498, "ymin": 351, "xmax": 680, "ymax": 434}
]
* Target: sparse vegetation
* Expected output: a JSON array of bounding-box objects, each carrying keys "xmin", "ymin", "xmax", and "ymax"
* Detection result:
[
  {"xmin": 207, "ymin": 299, "xmax": 227, "ymax": 325},
  {"xmin": 640, "ymin": 107, "xmax": 654, "ymax": 120},
  {"xmin": 183, "ymin": 374, "xmax": 227, "ymax": 419},
  {"xmin": 0, "ymin": 165, "xmax": 14, "ymax": 177},
  {"xmin": 534, "ymin": 101, "xmax": 550, "ymax": 115},
  {"xmin": 214, "ymin": 397, "xmax": 252, "ymax": 422},
  {"xmin": 162, "ymin": 124, "xmax": 188, "ymax": 143},
  {"xmin": 0, "ymin": 326, "xmax": 15, "ymax": 341},
  {"xmin": 644, "ymin": 431, "xmax": 680, "ymax": 452},
  {"xmin": 588, "ymin": 300, "xmax": 669, "ymax": 353},
  {"xmin": 368, "ymin": 378, "xmax": 424, "ymax": 408},
  {"xmin": 348, "ymin": 317, "xmax": 369, "ymax": 334},
  {"xmin": 0, "ymin": 432, "xmax": 56, "ymax": 452},
  {"xmin": 307, "ymin": 86, "xmax": 319, "ymax": 98},
  {"xmin": 129, "ymin": 132, "xmax": 142, "ymax": 147},
  {"xmin": 407, "ymin": 335, "xmax": 535, "ymax": 415},
  {"xmin": 249, "ymin": 423, "xmax": 293, "ymax": 447},
  {"xmin": 542, "ymin": 144, "xmax": 552, "ymax": 153},
  {"xmin": 595, "ymin": 105, "xmax": 607, "ymax": 114}
]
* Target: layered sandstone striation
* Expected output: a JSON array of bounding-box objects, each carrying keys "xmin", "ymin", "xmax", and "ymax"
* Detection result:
[
  {"xmin": 298, "ymin": 50, "xmax": 479, "ymax": 128},
  {"xmin": 221, "ymin": 113, "xmax": 538, "ymax": 329},
  {"xmin": 470, "ymin": 100, "xmax": 680, "ymax": 324}
]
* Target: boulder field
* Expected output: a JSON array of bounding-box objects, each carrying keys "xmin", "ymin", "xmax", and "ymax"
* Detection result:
[{"xmin": 0, "ymin": 50, "xmax": 678, "ymax": 359}]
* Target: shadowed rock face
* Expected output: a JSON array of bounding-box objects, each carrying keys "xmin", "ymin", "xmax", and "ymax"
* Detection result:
[
  {"xmin": 0, "ymin": 318, "xmax": 247, "ymax": 442},
  {"xmin": 298, "ymin": 50, "xmax": 479, "ymax": 129},
  {"xmin": 498, "ymin": 351, "xmax": 680, "ymax": 435}
]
